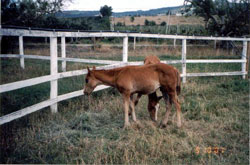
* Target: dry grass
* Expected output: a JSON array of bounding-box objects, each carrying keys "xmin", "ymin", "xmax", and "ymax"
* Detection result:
[
  {"xmin": 112, "ymin": 15, "xmax": 204, "ymax": 26},
  {"xmin": 1, "ymin": 77, "xmax": 248, "ymax": 164},
  {"xmin": 0, "ymin": 41, "xmax": 249, "ymax": 164},
  {"xmin": 20, "ymin": 40, "xmax": 238, "ymax": 61}
]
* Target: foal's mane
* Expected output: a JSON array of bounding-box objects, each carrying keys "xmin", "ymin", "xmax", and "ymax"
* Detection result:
[{"xmin": 94, "ymin": 67, "xmax": 124, "ymax": 76}]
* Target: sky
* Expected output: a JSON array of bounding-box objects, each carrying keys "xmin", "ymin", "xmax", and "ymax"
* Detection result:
[{"xmin": 64, "ymin": 0, "xmax": 185, "ymax": 12}]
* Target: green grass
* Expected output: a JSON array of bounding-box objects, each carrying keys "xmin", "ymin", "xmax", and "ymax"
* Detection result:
[{"xmin": 0, "ymin": 46, "xmax": 249, "ymax": 164}]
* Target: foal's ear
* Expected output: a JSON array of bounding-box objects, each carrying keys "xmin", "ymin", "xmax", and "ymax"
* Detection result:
[
  {"xmin": 93, "ymin": 66, "xmax": 96, "ymax": 70},
  {"xmin": 87, "ymin": 66, "xmax": 90, "ymax": 72}
]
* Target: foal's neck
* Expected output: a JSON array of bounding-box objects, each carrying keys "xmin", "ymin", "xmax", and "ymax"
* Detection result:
[{"xmin": 93, "ymin": 69, "xmax": 121, "ymax": 87}]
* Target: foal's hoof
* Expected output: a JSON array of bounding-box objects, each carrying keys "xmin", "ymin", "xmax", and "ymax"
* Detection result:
[
  {"xmin": 123, "ymin": 123, "xmax": 131, "ymax": 129},
  {"xmin": 133, "ymin": 121, "xmax": 144, "ymax": 129},
  {"xmin": 151, "ymin": 118, "xmax": 157, "ymax": 122},
  {"xmin": 160, "ymin": 123, "xmax": 167, "ymax": 129},
  {"xmin": 177, "ymin": 123, "xmax": 182, "ymax": 128}
]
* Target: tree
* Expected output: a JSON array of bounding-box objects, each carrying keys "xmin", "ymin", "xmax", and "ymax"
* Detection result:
[
  {"xmin": 100, "ymin": 5, "xmax": 112, "ymax": 17},
  {"xmin": 1, "ymin": 0, "xmax": 73, "ymax": 27},
  {"xmin": 1, "ymin": 0, "xmax": 75, "ymax": 54},
  {"xmin": 184, "ymin": 0, "xmax": 250, "ymax": 36},
  {"xmin": 160, "ymin": 21, "xmax": 166, "ymax": 26},
  {"xmin": 130, "ymin": 16, "xmax": 135, "ymax": 22},
  {"xmin": 144, "ymin": 19, "xmax": 156, "ymax": 26},
  {"xmin": 116, "ymin": 22, "xmax": 123, "ymax": 26}
]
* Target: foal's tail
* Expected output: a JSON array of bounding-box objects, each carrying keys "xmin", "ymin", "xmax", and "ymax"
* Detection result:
[{"xmin": 176, "ymin": 70, "xmax": 181, "ymax": 96}]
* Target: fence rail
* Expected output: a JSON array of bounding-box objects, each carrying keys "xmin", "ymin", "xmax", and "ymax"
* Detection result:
[
  {"xmin": 1, "ymin": 28, "xmax": 250, "ymax": 41},
  {"xmin": 0, "ymin": 85, "xmax": 109, "ymax": 125},
  {"xmin": 0, "ymin": 28, "xmax": 249, "ymax": 125}
]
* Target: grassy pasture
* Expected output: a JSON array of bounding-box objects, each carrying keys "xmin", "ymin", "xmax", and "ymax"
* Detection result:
[
  {"xmin": 0, "ymin": 42, "xmax": 249, "ymax": 164},
  {"xmin": 112, "ymin": 16, "xmax": 204, "ymax": 26}
]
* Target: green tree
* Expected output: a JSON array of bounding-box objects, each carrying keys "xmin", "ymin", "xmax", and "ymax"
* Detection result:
[
  {"xmin": 1, "ymin": 0, "xmax": 72, "ymax": 27},
  {"xmin": 130, "ymin": 16, "xmax": 135, "ymax": 22},
  {"xmin": 160, "ymin": 21, "xmax": 166, "ymax": 26},
  {"xmin": 100, "ymin": 5, "xmax": 112, "ymax": 17},
  {"xmin": 116, "ymin": 22, "xmax": 123, "ymax": 26},
  {"xmin": 145, "ymin": 19, "xmax": 156, "ymax": 26},
  {"xmin": 184, "ymin": 0, "xmax": 250, "ymax": 36}
]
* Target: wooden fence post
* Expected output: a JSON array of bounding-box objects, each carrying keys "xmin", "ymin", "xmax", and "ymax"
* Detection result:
[
  {"xmin": 123, "ymin": 36, "xmax": 128, "ymax": 62},
  {"xmin": 247, "ymin": 42, "xmax": 250, "ymax": 78},
  {"xmin": 242, "ymin": 41, "xmax": 247, "ymax": 79},
  {"xmin": 182, "ymin": 39, "xmax": 187, "ymax": 83},
  {"xmin": 174, "ymin": 35, "xmax": 177, "ymax": 48},
  {"xmin": 0, "ymin": 36, "xmax": 2, "ymax": 53},
  {"xmin": 50, "ymin": 37, "xmax": 58, "ymax": 113},
  {"xmin": 133, "ymin": 37, "xmax": 136, "ymax": 50},
  {"xmin": 61, "ymin": 36, "xmax": 66, "ymax": 72},
  {"xmin": 19, "ymin": 36, "xmax": 25, "ymax": 69}
]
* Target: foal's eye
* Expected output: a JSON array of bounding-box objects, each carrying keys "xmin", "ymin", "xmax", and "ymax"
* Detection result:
[{"xmin": 85, "ymin": 79, "xmax": 88, "ymax": 83}]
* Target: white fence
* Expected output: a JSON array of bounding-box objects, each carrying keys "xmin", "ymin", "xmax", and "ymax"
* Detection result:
[{"xmin": 0, "ymin": 28, "xmax": 249, "ymax": 125}]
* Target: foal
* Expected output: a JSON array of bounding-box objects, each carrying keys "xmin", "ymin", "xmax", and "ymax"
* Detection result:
[{"xmin": 84, "ymin": 63, "xmax": 181, "ymax": 128}]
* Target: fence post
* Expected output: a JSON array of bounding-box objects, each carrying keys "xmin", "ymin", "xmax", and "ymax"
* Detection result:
[
  {"xmin": 123, "ymin": 36, "xmax": 128, "ymax": 62},
  {"xmin": 214, "ymin": 40, "xmax": 217, "ymax": 49},
  {"xmin": 174, "ymin": 35, "xmax": 176, "ymax": 48},
  {"xmin": 242, "ymin": 41, "xmax": 247, "ymax": 79},
  {"xmin": 182, "ymin": 39, "xmax": 187, "ymax": 83},
  {"xmin": 133, "ymin": 37, "xmax": 136, "ymax": 50},
  {"xmin": 19, "ymin": 36, "xmax": 25, "ymax": 69},
  {"xmin": 61, "ymin": 36, "xmax": 66, "ymax": 72},
  {"xmin": 50, "ymin": 37, "xmax": 58, "ymax": 113},
  {"xmin": 0, "ymin": 25, "xmax": 1, "ymax": 53},
  {"xmin": 247, "ymin": 42, "xmax": 250, "ymax": 78}
]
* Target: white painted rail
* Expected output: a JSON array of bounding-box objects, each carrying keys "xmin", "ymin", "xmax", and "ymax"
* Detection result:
[
  {"xmin": 0, "ymin": 85, "xmax": 109, "ymax": 125},
  {"xmin": 0, "ymin": 63, "xmax": 125, "ymax": 93},
  {"xmin": 0, "ymin": 54, "xmax": 121, "ymax": 64},
  {"xmin": 0, "ymin": 28, "xmax": 249, "ymax": 125},
  {"xmin": 1, "ymin": 28, "xmax": 250, "ymax": 41},
  {"xmin": 0, "ymin": 54, "xmax": 246, "ymax": 65}
]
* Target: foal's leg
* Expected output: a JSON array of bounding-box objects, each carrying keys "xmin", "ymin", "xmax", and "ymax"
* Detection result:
[
  {"xmin": 161, "ymin": 91, "xmax": 171, "ymax": 127},
  {"xmin": 133, "ymin": 93, "xmax": 142, "ymax": 106},
  {"xmin": 148, "ymin": 92, "xmax": 159, "ymax": 121},
  {"xmin": 123, "ymin": 93, "xmax": 131, "ymax": 128},
  {"xmin": 170, "ymin": 92, "xmax": 181, "ymax": 127},
  {"xmin": 128, "ymin": 93, "xmax": 141, "ymax": 117},
  {"xmin": 129, "ymin": 95, "xmax": 137, "ymax": 122}
]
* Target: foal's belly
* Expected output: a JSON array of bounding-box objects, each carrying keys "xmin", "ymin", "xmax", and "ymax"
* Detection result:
[{"xmin": 134, "ymin": 81, "xmax": 160, "ymax": 95}]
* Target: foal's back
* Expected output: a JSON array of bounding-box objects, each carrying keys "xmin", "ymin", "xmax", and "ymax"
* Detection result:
[
  {"xmin": 114, "ymin": 63, "xmax": 178, "ymax": 93},
  {"xmin": 116, "ymin": 63, "xmax": 176, "ymax": 79}
]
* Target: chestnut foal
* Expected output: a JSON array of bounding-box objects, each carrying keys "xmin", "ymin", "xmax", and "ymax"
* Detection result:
[{"xmin": 84, "ymin": 63, "xmax": 181, "ymax": 128}]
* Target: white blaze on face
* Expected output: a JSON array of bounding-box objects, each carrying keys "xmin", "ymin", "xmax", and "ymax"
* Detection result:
[{"xmin": 155, "ymin": 103, "xmax": 160, "ymax": 121}]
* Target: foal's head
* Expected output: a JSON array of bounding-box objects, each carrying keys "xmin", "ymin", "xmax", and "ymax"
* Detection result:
[
  {"xmin": 148, "ymin": 96, "xmax": 163, "ymax": 121},
  {"xmin": 84, "ymin": 66, "xmax": 99, "ymax": 95}
]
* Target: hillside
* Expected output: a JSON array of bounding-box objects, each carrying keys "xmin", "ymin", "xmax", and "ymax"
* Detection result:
[
  {"xmin": 113, "ymin": 6, "xmax": 183, "ymax": 17},
  {"xmin": 56, "ymin": 6, "xmax": 183, "ymax": 18}
]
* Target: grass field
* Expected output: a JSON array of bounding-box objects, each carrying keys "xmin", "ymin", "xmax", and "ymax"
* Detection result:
[
  {"xmin": 112, "ymin": 15, "xmax": 204, "ymax": 26},
  {"xmin": 0, "ymin": 43, "xmax": 249, "ymax": 164}
]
